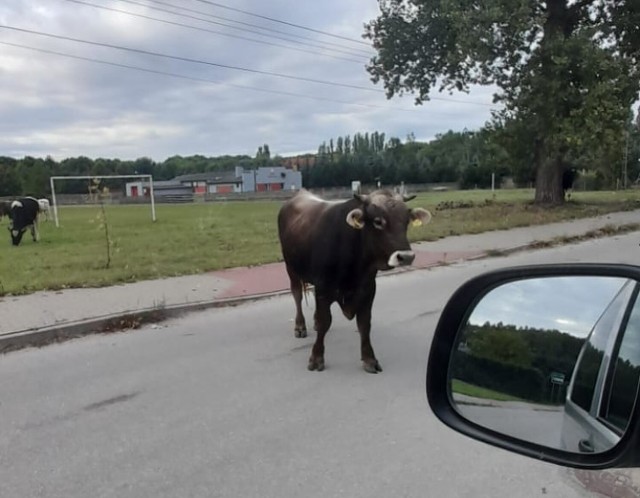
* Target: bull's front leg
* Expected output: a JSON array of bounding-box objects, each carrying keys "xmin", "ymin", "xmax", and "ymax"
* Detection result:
[
  {"xmin": 357, "ymin": 283, "xmax": 381, "ymax": 373},
  {"xmin": 31, "ymin": 221, "xmax": 39, "ymax": 242},
  {"xmin": 308, "ymin": 293, "xmax": 332, "ymax": 372}
]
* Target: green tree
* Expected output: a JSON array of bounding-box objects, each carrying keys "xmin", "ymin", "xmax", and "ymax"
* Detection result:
[
  {"xmin": 19, "ymin": 156, "xmax": 49, "ymax": 197},
  {"xmin": 0, "ymin": 157, "xmax": 21, "ymax": 196},
  {"xmin": 468, "ymin": 326, "xmax": 533, "ymax": 368},
  {"xmin": 255, "ymin": 144, "xmax": 272, "ymax": 167},
  {"xmin": 365, "ymin": 0, "xmax": 640, "ymax": 204}
]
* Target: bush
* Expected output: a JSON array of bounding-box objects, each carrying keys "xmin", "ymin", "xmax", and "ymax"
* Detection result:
[{"xmin": 452, "ymin": 351, "xmax": 546, "ymax": 402}]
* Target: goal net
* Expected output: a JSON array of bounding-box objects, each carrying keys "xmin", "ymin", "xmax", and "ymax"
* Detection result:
[{"xmin": 49, "ymin": 175, "xmax": 156, "ymax": 227}]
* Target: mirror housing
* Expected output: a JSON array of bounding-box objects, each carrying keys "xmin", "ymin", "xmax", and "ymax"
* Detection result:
[{"xmin": 427, "ymin": 263, "xmax": 640, "ymax": 469}]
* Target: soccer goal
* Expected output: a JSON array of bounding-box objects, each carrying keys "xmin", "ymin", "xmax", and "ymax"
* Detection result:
[{"xmin": 49, "ymin": 175, "xmax": 157, "ymax": 228}]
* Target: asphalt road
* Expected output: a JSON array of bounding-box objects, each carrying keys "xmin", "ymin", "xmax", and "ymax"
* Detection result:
[
  {"xmin": 457, "ymin": 403, "xmax": 565, "ymax": 448},
  {"xmin": 2, "ymin": 232, "xmax": 640, "ymax": 498}
]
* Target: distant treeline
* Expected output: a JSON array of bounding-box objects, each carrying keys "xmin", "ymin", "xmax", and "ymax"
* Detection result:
[
  {"xmin": 454, "ymin": 322, "xmax": 585, "ymax": 403},
  {"xmin": 2, "ymin": 122, "xmax": 639, "ymax": 197}
]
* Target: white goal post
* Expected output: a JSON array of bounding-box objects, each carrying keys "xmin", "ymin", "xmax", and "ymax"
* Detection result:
[{"xmin": 49, "ymin": 175, "xmax": 156, "ymax": 228}]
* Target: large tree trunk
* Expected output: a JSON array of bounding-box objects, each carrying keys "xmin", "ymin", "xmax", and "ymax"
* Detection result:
[
  {"xmin": 531, "ymin": 2, "xmax": 576, "ymax": 206},
  {"xmin": 535, "ymin": 156, "xmax": 564, "ymax": 205}
]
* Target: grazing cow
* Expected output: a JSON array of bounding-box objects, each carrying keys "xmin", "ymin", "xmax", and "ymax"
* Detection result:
[
  {"xmin": 8, "ymin": 197, "xmax": 40, "ymax": 246},
  {"xmin": 38, "ymin": 198, "xmax": 51, "ymax": 221},
  {"xmin": 278, "ymin": 189, "xmax": 431, "ymax": 373}
]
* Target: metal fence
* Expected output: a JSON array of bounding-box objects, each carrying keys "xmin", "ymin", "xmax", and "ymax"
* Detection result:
[{"xmin": 1, "ymin": 182, "xmax": 461, "ymax": 206}]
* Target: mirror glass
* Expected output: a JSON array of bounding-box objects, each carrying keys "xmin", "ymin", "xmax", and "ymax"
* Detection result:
[{"xmin": 449, "ymin": 276, "xmax": 640, "ymax": 454}]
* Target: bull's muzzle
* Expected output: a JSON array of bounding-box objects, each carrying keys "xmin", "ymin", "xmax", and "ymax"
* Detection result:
[{"xmin": 388, "ymin": 250, "xmax": 416, "ymax": 267}]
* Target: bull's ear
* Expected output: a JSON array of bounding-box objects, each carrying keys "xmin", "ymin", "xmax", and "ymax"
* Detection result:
[
  {"xmin": 346, "ymin": 208, "xmax": 365, "ymax": 229},
  {"xmin": 403, "ymin": 194, "xmax": 417, "ymax": 202},
  {"xmin": 410, "ymin": 208, "xmax": 432, "ymax": 227}
]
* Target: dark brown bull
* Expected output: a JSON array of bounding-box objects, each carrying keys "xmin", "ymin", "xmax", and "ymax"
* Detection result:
[{"xmin": 277, "ymin": 189, "xmax": 431, "ymax": 373}]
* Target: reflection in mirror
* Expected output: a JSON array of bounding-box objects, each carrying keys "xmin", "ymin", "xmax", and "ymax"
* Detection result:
[{"xmin": 449, "ymin": 276, "xmax": 640, "ymax": 454}]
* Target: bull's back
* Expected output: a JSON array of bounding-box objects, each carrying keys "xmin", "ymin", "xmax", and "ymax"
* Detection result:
[
  {"xmin": 278, "ymin": 195, "xmax": 317, "ymax": 251},
  {"xmin": 278, "ymin": 192, "xmax": 334, "ymax": 277}
]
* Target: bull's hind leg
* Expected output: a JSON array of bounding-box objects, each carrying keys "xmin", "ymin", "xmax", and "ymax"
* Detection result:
[
  {"xmin": 286, "ymin": 266, "xmax": 307, "ymax": 338},
  {"xmin": 308, "ymin": 293, "xmax": 332, "ymax": 372}
]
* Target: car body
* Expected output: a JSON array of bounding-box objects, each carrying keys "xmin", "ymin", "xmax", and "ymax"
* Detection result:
[
  {"xmin": 427, "ymin": 263, "xmax": 640, "ymax": 469},
  {"xmin": 562, "ymin": 278, "xmax": 640, "ymax": 454}
]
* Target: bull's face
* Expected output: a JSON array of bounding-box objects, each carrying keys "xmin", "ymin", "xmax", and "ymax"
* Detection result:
[
  {"xmin": 8, "ymin": 224, "xmax": 25, "ymax": 246},
  {"xmin": 345, "ymin": 191, "xmax": 431, "ymax": 270}
]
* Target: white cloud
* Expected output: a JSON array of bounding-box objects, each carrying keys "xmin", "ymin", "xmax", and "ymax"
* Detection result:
[{"xmin": 0, "ymin": 0, "xmax": 498, "ymax": 161}]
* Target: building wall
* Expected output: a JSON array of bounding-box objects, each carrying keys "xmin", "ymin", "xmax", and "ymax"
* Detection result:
[
  {"xmin": 198, "ymin": 166, "xmax": 303, "ymax": 193},
  {"xmin": 155, "ymin": 187, "xmax": 192, "ymax": 196},
  {"xmin": 254, "ymin": 167, "xmax": 302, "ymax": 192},
  {"xmin": 208, "ymin": 183, "xmax": 242, "ymax": 194},
  {"xmin": 126, "ymin": 181, "xmax": 143, "ymax": 197},
  {"xmin": 283, "ymin": 170, "xmax": 302, "ymax": 191},
  {"xmin": 241, "ymin": 171, "xmax": 256, "ymax": 192},
  {"xmin": 126, "ymin": 181, "xmax": 192, "ymax": 197},
  {"xmin": 194, "ymin": 181, "xmax": 207, "ymax": 194}
]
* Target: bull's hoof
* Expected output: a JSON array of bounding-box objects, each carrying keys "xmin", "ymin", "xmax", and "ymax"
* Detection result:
[
  {"xmin": 308, "ymin": 356, "xmax": 325, "ymax": 372},
  {"xmin": 294, "ymin": 326, "xmax": 307, "ymax": 338},
  {"xmin": 363, "ymin": 360, "xmax": 383, "ymax": 374}
]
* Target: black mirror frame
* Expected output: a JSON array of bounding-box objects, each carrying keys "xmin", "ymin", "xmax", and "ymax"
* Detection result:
[{"xmin": 426, "ymin": 263, "xmax": 640, "ymax": 469}]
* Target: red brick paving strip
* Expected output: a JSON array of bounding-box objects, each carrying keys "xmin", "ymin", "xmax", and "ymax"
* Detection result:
[{"xmin": 213, "ymin": 249, "xmax": 486, "ymax": 299}]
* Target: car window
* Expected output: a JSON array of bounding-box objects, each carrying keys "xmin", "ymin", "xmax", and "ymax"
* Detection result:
[
  {"xmin": 601, "ymin": 288, "xmax": 640, "ymax": 433},
  {"xmin": 570, "ymin": 284, "xmax": 631, "ymax": 413}
]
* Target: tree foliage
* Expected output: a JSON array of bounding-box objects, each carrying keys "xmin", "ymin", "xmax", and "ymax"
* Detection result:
[
  {"xmin": 457, "ymin": 322, "xmax": 585, "ymax": 402},
  {"xmin": 365, "ymin": 0, "xmax": 640, "ymax": 204},
  {"xmin": 2, "ymin": 120, "xmax": 640, "ymax": 197}
]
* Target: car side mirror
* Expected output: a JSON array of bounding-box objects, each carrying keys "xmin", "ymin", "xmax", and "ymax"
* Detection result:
[{"xmin": 427, "ymin": 264, "xmax": 640, "ymax": 469}]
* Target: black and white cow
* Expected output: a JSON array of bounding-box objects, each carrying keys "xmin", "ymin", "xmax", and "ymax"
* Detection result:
[{"xmin": 8, "ymin": 197, "xmax": 40, "ymax": 246}]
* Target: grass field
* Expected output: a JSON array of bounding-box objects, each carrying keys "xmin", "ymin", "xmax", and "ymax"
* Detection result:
[
  {"xmin": 1, "ymin": 188, "xmax": 640, "ymax": 296},
  {"xmin": 452, "ymin": 379, "xmax": 525, "ymax": 403}
]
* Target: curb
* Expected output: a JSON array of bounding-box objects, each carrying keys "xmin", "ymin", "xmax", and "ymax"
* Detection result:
[
  {"xmin": 0, "ymin": 254, "xmax": 470, "ymax": 354},
  {"xmin": 4, "ymin": 221, "xmax": 639, "ymax": 355},
  {"xmin": 0, "ymin": 289, "xmax": 290, "ymax": 354}
]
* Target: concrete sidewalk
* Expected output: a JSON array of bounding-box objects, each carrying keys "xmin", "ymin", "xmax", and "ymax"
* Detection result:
[{"xmin": 1, "ymin": 209, "xmax": 639, "ymax": 345}]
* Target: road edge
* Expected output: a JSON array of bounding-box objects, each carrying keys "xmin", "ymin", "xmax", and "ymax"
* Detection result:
[
  {"xmin": 4, "ymin": 221, "xmax": 639, "ymax": 354},
  {"xmin": 0, "ymin": 290, "xmax": 290, "ymax": 354}
]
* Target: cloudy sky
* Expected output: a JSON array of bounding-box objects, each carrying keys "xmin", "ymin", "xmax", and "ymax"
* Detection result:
[
  {"xmin": 469, "ymin": 276, "xmax": 630, "ymax": 338},
  {"xmin": 0, "ymin": 0, "xmax": 499, "ymax": 161}
]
